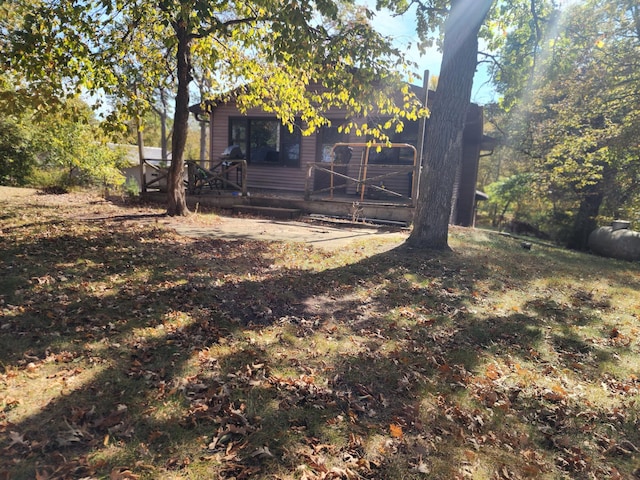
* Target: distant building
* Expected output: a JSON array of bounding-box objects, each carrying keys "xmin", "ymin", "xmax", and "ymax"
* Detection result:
[{"xmin": 110, "ymin": 144, "xmax": 171, "ymax": 191}]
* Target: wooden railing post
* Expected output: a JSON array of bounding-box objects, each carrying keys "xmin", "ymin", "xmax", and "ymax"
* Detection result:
[
  {"xmin": 186, "ymin": 161, "xmax": 196, "ymax": 194},
  {"xmin": 240, "ymin": 160, "xmax": 248, "ymax": 196},
  {"xmin": 304, "ymin": 164, "xmax": 314, "ymax": 200}
]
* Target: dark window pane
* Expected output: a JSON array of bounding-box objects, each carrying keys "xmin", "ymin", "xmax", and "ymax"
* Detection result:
[
  {"xmin": 249, "ymin": 120, "xmax": 279, "ymax": 163},
  {"xmin": 318, "ymin": 125, "xmax": 348, "ymax": 163},
  {"xmin": 281, "ymin": 126, "xmax": 300, "ymax": 167},
  {"xmin": 229, "ymin": 120, "xmax": 247, "ymax": 158},
  {"xmin": 369, "ymin": 119, "xmax": 419, "ymax": 165},
  {"xmin": 228, "ymin": 117, "xmax": 301, "ymax": 167}
]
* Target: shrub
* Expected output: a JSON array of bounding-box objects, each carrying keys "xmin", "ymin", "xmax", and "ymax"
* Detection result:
[
  {"xmin": 122, "ymin": 176, "xmax": 140, "ymax": 198},
  {"xmin": 0, "ymin": 117, "xmax": 35, "ymax": 186}
]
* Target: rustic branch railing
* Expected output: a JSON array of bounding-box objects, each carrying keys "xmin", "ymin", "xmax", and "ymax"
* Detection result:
[
  {"xmin": 141, "ymin": 159, "xmax": 170, "ymax": 192},
  {"xmin": 304, "ymin": 143, "xmax": 418, "ymax": 206},
  {"xmin": 141, "ymin": 159, "xmax": 247, "ymax": 196},
  {"xmin": 186, "ymin": 159, "xmax": 247, "ymax": 196}
]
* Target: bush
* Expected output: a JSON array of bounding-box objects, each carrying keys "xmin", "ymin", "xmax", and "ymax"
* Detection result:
[
  {"xmin": 28, "ymin": 168, "xmax": 70, "ymax": 192},
  {"xmin": 26, "ymin": 99, "xmax": 128, "ymax": 191},
  {"xmin": 0, "ymin": 117, "xmax": 35, "ymax": 186},
  {"xmin": 122, "ymin": 176, "xmax": 140, "ymax": 198}
]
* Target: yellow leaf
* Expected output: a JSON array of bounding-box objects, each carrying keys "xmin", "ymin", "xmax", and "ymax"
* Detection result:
[{"xmin": 552, "ymin": 384, "xmax": 567, "ymax": 396}]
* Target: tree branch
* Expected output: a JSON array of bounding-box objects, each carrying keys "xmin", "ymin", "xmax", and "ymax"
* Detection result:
[
  {"xmin": 478, "ymin": 50, "xmax": 505, "ymax": 75},
  {"xmin": 191, "ymin": 15, "xmax": 265, "ymax": 40}
]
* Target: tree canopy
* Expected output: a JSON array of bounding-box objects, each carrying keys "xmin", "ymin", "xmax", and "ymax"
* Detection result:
[
  {"xmin": 0, "ymin": 117, "xmax": 35, "ymax": 186},
  {"xmin": 488, "ymin": 0, "xmax": 640, "ymax": 247},
  {"xmin": 3, "ymin": 0, "xmax": 425, "ymax": 215}
]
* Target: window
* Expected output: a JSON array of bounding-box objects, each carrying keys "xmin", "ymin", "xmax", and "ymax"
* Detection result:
[
  {"xmin": 368, "ymin": 119, "xmax": 420, "ymax": 165},
  {"xmin": 317, "ymin": 124, "xmax": 349, "ymax": 163},
  {"xmin": 229, "ymin": 117, "xmax": 301, "ymax": 167}
]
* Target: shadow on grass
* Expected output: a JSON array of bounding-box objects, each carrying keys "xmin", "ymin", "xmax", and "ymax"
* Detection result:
[{"xmin": 2, "ymin": 202, "xmax": 639, "ymax": 478}]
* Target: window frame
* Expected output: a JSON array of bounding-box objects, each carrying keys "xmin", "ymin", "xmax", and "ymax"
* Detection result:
[
  {"xmin": 316, "ymin": 122, "xmax": 350, "ymax": 163},
  {"xmin": 228, "ymin": 116, "xmax": 301, "ymax": 168}
]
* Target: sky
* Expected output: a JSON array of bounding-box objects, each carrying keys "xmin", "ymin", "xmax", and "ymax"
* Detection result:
[{"xmin": 364, "ymin": 2, "xmax": 498, "ymax": 105}]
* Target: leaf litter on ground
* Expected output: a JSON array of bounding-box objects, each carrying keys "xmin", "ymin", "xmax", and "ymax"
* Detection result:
[{"xmin": 0, "ymin": 187, "xmax": 639, "ymax": 479}]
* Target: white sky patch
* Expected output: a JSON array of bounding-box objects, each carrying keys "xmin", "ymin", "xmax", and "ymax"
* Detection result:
[{"xmin": 557, "ymin": 0, "xmax": 580, "ymax": 8}]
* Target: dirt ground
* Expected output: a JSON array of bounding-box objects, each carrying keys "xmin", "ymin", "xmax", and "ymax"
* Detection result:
[
  {"xmin": 0, "ymin": 187, "xmax": 408, "ymax": 250},
  {"xmin": 168, "ymin": 216, "xmax": 408, "ymax": 250}
]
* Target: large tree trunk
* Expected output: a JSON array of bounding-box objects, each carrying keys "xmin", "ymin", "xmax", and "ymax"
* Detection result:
[
  {"xmin": 167, "ymin": 24, "xmax": 192, "ymax": 216},
  {"xmin": 567, "ymin": 186, "xmax": 604, "ymax": 251},
  {"xmin": 407, "ymin": 0, "xmax": 493, "ymax": 249},
  {"xmin": 566, "ymin": 157, "xmax": 615, "ymax": 251},
  {"xmin": 567, "ymin": 163, "xmax": 614, "ymax": 251}
]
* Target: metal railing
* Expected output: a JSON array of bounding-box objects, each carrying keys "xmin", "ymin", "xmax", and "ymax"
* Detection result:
[{"xmin": 304, "ymin": 143, "xmax": 419, "ymax": 206}]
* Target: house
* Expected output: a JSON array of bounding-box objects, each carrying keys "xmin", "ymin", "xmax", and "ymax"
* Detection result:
[{"xmin": 182, "ymin": 84, "xmax": 492, "ymax": 225}]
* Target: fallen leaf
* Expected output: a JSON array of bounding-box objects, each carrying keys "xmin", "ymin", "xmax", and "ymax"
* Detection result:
[
  {"xmin": 9, "ymin": 431, "xmax": 27, "ymax": 447},
  {"xmin": 414, "ymin": 461, "xmax": 430, "ymax": 474},
  {"xmin": 110, "ymin": 467, "xmax": 140, "ymax": 479},
  {"xmin": 389, "ymin": 423, "xmax": 403, "ymax": 439},
  {"xmin": 250, "ymin": 446, "xmax": 274, "ymax": 459},
  {"xmin": 485, "ymin": 364, "xmax": 501, "ymax": 380}
]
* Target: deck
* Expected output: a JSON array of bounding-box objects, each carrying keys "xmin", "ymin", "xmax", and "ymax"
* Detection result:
[
  {"xmin": 143, "ymin": 187, "xmax": 415, "ymax": 225},
  {"xmin": 140, "ymin": 150, "xmax": 419, "ymax": 225}
]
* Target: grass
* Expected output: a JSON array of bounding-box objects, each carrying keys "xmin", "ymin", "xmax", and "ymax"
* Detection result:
[{"xmin": 1, "ymin": 187, "xmax": 639, "ymax": 479}]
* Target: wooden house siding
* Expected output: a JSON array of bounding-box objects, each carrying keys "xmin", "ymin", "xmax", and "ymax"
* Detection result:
[
  {"xmin": 209, "ymin": 99, "xmax": 415, "ymax": 196},
  {"xmin": 196, "ymin": 88, "xmax": 489, "ymax": 225},
  {"xmin": 209, "ymin": 102, "xmax": 316, "ymax": 192}
]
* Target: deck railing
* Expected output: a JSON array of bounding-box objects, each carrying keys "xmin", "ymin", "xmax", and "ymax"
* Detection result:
[
  {"xmin": 304, "ymin": 143, "xmax": 419, "ymax": 206},
  {"xmin": 186, "ymin": 159, "xmax": 247, "ymax": 196},
  {"xmin": 140, "ymin": 159, "xmax": 169, "ymax": 192},
  {"xmin": 141, "ymin": 159, "xmax": 247, "ymax": 196}
]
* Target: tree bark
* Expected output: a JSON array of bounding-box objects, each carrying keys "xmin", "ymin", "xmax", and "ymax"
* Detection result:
[
  {"xmin": 566, "ymin": 163, "xmax": 614, "ymax": 251},
  {"xmin": 407, "ymin": 0, "xmax": 493, "ymax": 249},
  {"xmin": 166, "ymin": 23, "xmax": 192, "ymax": 216},
  {"xmin": 160, "ymin": 110, "xmax": 169, "ymax": 163},
  {"xmin": 137, "ymin": 117, "xmax": 146, "ymax": 193},
  {"xmin": 567, "ymin": 186, "xmax": 604, "ymax": 251}
]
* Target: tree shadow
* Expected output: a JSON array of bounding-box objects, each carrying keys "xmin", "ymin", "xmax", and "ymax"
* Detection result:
[{"xmin": 2, "ymin": 212, "xmax": 639, "ymax": 478}]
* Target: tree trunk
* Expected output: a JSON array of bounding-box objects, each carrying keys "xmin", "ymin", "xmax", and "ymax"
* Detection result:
[
  {"xmin": 200, "ymin": 120, "xmax": 207, "ymax": 165},
  {"xmin": 567, "ymin": 160, "xmax": 615, "ymax": 251},
  {"xmin": 137, "ymin": 117, "xmax": 146, "ymax": 193},
  {"xmin": 567, "ymin": 187, "xmax": 604, "ymax": 251},
  {"xmin": 407, "ymin": 0, "xmax": 493, "ymax": 249},
  {"xmin": 166, "ymin": 24, "xmax": 192, "ymax": 216}
]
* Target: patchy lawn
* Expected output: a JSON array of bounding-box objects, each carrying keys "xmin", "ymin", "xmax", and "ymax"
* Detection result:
[{"xmin": 1, "ymin": 187, "xmax": 639, "ymax": 480}]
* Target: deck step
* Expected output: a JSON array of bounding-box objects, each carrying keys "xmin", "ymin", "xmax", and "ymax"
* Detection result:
[{"xmin": 232, "ymin": 205, "xmax": 302, "ymax": 220}]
